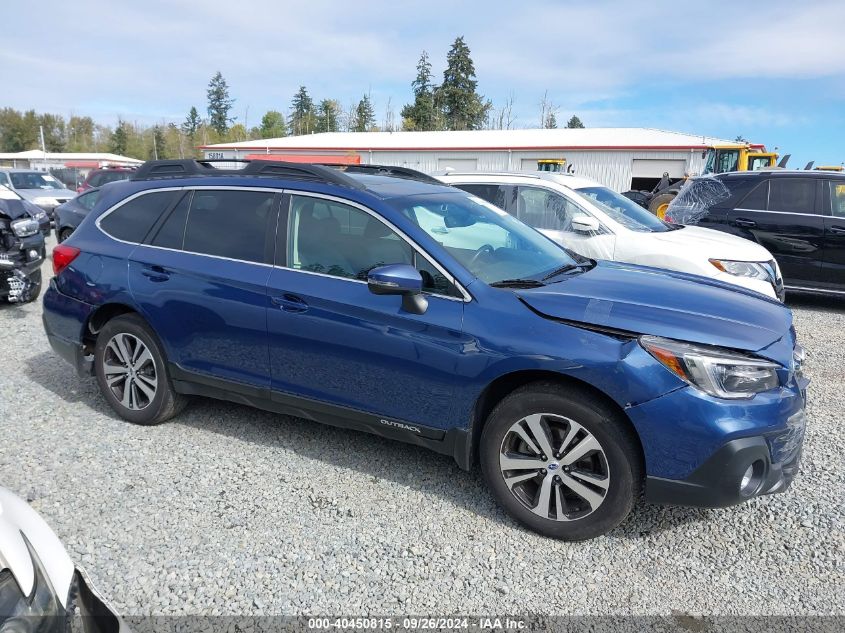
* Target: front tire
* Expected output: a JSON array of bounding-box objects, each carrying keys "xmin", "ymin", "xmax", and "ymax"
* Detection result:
[
  {"xmin": 480, "ymin": 382, "xmax": 641, "ymax": 540},
  {"xmin": 648, "ymin": 192, "xmax": 677, "ymax": 219},
  {"xmin": 94, "ymin": 313, "xmax": 187, "ymax": 425}
]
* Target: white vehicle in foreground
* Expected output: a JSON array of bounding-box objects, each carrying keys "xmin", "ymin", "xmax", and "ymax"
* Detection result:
[
  {"xmin": 438, "ymin": 171, "xmax": 784, "ymax": 300},
  {"xmin": 0, "ymin": 487, "xmax": 127, "ymax": 632}
]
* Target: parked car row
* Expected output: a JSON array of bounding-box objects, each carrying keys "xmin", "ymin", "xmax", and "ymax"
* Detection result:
[
  {"xmin": 42, "ymin": 159, "xmax": 807, "ymax": 542},
  {"xmin": 676, "ymin": 170, "xmax": 845, "ymax": 296}
]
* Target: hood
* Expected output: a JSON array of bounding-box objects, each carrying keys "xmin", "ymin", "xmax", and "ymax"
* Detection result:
[
  {"xmin": 517, "ymin": 261, "xmax": 792, "ymax": 357},
  {"xmin": 0, "ymin": 197, "xmax": 42, "ymax": 220},
  {"xmin": 16, "ymin": 188, "xmax": 75, "ymax": 202},
  {"xmin": 652, "ymin": 225, "xmax": 772, "ymax": 261}
]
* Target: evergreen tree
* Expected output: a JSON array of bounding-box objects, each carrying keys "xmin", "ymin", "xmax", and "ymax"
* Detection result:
[
  {"xmin": 544, "ymin": 112, "xmax": 558, "ymax": 129},
  {"xmin": 316, "ymin": 99, "xmax": 341, "ymax": 133},
  {"xmin": 182, "ymin": 106, "xmax": 201, "ymax": 141},
  {"xmin": 290, "ymin": 86, "xmax": 315, "ymax": 136},
  {"xmin": 401, "ymin": 51, "xmax": 439, "ymax": 131},
  {"xmin": 566, "ymin": 115, "xmax": 585, "ymax": 129},
  {"xmin": 353, "ymin": 94, "xmax": 375, "ymax": 132},
  {"xmin": 206, "ymin": 72, "xmax": 235, "ymax": 136},
  {"xmin": 257, "ymin": 110, "xmax": 287, "ymax": 138},
  {"xmin": 110, "ymin": 119, "xmax": 129, "ymax": 155},
  {"xmin": 435, "ymin": 37, "xmax": 491, "ymax": 130}
]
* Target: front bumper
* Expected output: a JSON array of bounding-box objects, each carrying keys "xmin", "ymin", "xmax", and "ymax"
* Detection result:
[{"xmin": 644, "ymin": 408, "xmax": 805, "ymax": 507}]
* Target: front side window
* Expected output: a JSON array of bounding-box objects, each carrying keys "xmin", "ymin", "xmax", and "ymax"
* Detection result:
[
  {"xmin": 768, "ymin": 178, "xmax": 816, "ymax": 214},
  {"xmin": 8, "ymin": 172, "xmax": 65, "ymax": 190},
  {"xmin": 90, "ymin": 171, "xmax": 132, "ymax": 187},
  {"xmin": 288, "ymin": 195, "xmax": 413, "ymax": 280},
  {"xmin": 830, "ymin": 181, "xmax": 845, "ymax": 218},
  {"xmin": 287, "ymin": 195, "xmax": 460, "ymax": 296},
  {"xmin": 747, "ymin": 156, "xmax": 772, "ymax": 171},
  {"xmin": 183, "ymin": 190, "xmax": 275, "ymax": 263},
  {"xmin": 716, "ymin": 150, "xmax": 740, "ymax": 173},
  {"xmin": 516, "ymin": 186, "xmax": 585, "ymax": 232},
  {"xmin": 100, "ymin": 190, "xmax": 178, "ymax": 243},
  {"xmin": 388, "ymin": 192, "xmax": 582, "ymax": 284}
]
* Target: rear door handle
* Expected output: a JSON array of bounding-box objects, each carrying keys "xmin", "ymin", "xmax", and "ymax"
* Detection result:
[
  {"xmin": 830, "ymin": 225, "xmax": 845, "ymax": 235},
  {"xmin": 141, "ymin": 264, "xmax": 171, "ymax": 282},
  {"xmin": 271, "ymin": 293, "xmax": 309, "ymax": 313},
  {"xmin": 734, "ymin": 218, "xmax": 757, "ymax": 228}
]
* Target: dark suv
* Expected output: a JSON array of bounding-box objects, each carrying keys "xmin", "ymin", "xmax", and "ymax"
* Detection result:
[
  {"xmin": 42, "ymin": 160, "xmax": 807, "ymax": 540},
  {"xmin": 683, "ymin": 170, "xmax": 845, "ymax": 295}
]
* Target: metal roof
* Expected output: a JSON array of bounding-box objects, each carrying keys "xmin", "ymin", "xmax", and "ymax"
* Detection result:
[
  {"xmin": 201, "ymin": 128, "xmax": 746, "ymax": 152},
  {"xmin": 0, "ymin": 150, "xmax": 142, "ymax": 163}
]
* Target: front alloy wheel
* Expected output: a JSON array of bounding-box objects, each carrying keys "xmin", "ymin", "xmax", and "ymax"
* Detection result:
[
  {"xmin": 480, "ymin": 382, "xmax": 641, "ymax": 540},
  {"xmin": 499, "ymin": 413, "xmax": 610, "ymax": 521}
]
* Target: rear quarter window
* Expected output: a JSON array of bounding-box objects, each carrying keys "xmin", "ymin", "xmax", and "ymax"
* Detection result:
[{"xmin": 99, "ymin": 190, "xmax": 178, "ymax": 242}]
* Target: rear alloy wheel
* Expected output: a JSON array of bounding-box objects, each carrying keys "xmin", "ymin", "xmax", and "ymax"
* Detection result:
[
  {"xmin": 95, "ymin": 314, "xmax": 187, "ymax": 425},
  {"xmin": 480, "ymin": 382, "xmax": 641, "ymax": 540},
  {"xmin": 102, "ymin": 333, "xmax": 158, "ymax": 411},
  {"xmin": 58, "ymin": 227, "xmax": 73, "ymax": 243}
]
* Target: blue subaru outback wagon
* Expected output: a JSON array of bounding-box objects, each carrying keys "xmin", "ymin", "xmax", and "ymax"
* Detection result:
[{"xmin": 42, "ymin": 160, "xmax": 808, "ymax": 540}]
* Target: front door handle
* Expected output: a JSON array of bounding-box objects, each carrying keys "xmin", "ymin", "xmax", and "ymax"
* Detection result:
[
  {"xmin": 272, "ymin": 293, "xmax": 309, "ymax": 313},
  {"xmin": 734, "ymin": 218, "xmax": 757, "ymax": 228},
  {"xmin": 830, "ymin": 225, "xmax": 845, "ymax": 235}
]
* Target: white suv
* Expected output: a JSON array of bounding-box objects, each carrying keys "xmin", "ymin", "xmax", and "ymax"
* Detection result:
[{"xmin": 438, "ymin": 171, "xmax": 784, "ymax": 300}]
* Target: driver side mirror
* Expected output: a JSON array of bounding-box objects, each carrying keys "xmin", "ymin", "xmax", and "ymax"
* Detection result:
[
  {"xmin": 367, "ymin": 264, "xmax": 428, "ymax": 315},
  {"xmin": 571, "ymin": 215, "xmax": 601, "ymax": 234}
]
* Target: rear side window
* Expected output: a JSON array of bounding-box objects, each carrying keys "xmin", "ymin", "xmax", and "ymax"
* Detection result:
[
  {"xmin": 516, "ymin": 186, "xmax": 583, "ymax": 231},
  {"xmin": 456, "ymin": 184, "xmax": 516, "ymax": 215},
  {"xmin": 768, "ymin": 178, "xmax": 816, "ymax": 214},
  {"xmin": 183, "ymin": 190, "xmax": 275, "ymax": 263},
  {"xmin": 150, "ymin": 191, "xmax": 191, "ymax": 249},
  {"xmin": 831, "ymin": 181, "xmax": 845, "ymax": 218},
  {"xmin": 100, "ymin": 191, "xmax": 178, "ymax": 242},
  {"xmin": 738, "ymin": 181, "xmax": 769, "ymax": 210},
  {"xmin": 78, "ymin": 189, "xmax": 100, "ymax": 211}
]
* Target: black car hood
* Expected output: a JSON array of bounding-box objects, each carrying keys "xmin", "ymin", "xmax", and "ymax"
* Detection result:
[
  {"xmin": 517, "ymin": 261, "xmax": 792, "ymax": 354},
  {"xmin": 0, "ymin": 198, "xmax": 37, "ymax": 220}
]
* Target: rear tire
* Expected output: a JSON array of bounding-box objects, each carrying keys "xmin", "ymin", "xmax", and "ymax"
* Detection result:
[
  {"xmin": 94, "ymin": 313, "xmax": 187, "ymax": 425},
  {"xmin": 58, "ymin": 227, "xmax": 73, "ymax": 243},
  {"xmin": 480, "ymin": 382, "xmax": 641, "ymax": 540}
]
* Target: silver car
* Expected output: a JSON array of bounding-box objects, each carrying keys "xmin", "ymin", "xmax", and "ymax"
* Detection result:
[{"xmin": 0, "ymin": 169, "xmax": 76, "ymax": 220}]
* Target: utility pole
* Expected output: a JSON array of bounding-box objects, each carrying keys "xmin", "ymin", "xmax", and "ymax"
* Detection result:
[{"xmin": 39, "ymin": 125, "xmax": 47, "ymax": 169}]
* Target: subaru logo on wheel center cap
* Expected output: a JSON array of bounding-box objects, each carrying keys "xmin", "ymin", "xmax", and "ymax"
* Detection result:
[{"xmin": 547, "ymin": 463, "xmax": 559, "ymax": 471}]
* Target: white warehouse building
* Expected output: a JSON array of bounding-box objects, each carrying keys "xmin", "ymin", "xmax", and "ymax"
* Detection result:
[{"xmin": 200, "ymin": 128, "xmax": 760, "ymax": 192}]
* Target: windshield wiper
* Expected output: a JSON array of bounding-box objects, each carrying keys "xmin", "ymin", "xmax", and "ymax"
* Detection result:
[
  {"xmin": 489, "ymin": 278, "xmax": 546, "ymax": 288},
  {"xmin": 541, "ymin": 262, "xmax": 592, "ymax": 281}
]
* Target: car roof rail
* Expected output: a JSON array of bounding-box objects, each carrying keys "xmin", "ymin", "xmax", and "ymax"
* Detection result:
[
  {"xmin": 318, "ymin": 163, "xmax": 443, "ymax": 185},
  {"xmin": 130, "ymin": 159, "xmax": 366, "ymax": 190}
]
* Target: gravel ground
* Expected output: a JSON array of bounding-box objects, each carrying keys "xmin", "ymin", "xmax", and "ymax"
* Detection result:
[{"xmin": 1, "ymin": 243, "xmax": 843, "ymax": 617}]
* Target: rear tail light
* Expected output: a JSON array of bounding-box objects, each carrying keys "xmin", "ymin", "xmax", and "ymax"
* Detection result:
[{"xmin": 53, "ymin": 244, "xmax": 80, "ymax": 276}]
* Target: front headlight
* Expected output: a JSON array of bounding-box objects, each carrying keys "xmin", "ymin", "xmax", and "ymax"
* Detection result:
[
  {"xmin": 10, "ymin": 218, "xmax": 39, "ymax": 238},
  {"xmin": 0, "ymin": 535, "xmax": 66, "ymax": 629},
  {"xmin": 640, "ymin": 335, "xmax": 780, "ymax": 399},
  {"xmin": 33, "ymin": 210, "xmax": 48, "ymax": 222},
  {"xmin": 709, "ymin": 259, "xmax": 771, "ymax": 281}
]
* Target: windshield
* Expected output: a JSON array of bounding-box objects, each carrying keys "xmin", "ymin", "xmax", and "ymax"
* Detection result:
[
  {"xmin": 575, "ymin": 186, "xmax": 673, "ymax": 233},
  {"xmin": 9, "ymin": 172, "xmax": 66, "ymax": 190},
  {"xmin": 387, "ymin": 192, "xmax": 582, "ymax": 284}
]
